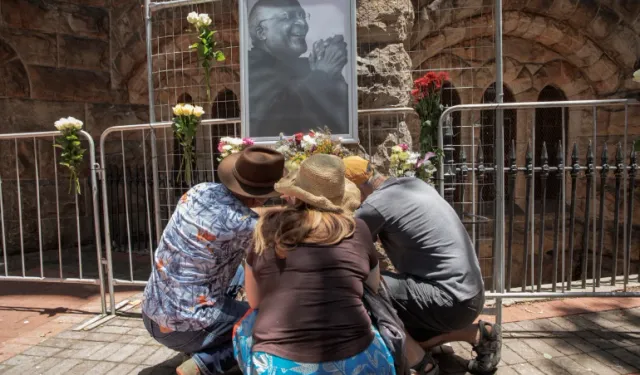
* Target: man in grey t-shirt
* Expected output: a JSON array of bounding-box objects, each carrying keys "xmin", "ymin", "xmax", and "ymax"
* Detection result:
[{"xmin": 343, "ymin": 156, "xmax": 501, "ymax": 375}]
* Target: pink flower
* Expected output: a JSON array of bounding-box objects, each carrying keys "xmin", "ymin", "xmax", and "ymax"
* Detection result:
[
  {"xmin": 217, "ymin": 142, "xmax": 225, "ymax": 153},
  {"xmin": 417, "ymin": 152, "xmax": 436, "ymax": 168},
  {"xmin": 399, "ymin": 143, "xmax": 409, "ymax": 151},
  {"xmin": 242, "ymin": 138, "xmax": 254, "ymax": 146}
]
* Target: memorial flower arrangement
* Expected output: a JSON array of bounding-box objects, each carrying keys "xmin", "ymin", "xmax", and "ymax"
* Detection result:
[
  {"xmin": 187, "ymin": 11, "xmax": 225, "ymax": 102},
  {"xmin": 388, "ymin": 143, "xmax": 437, "ymax": 184},
  {"xmin": 172, "ymin": 103, "xmax": 205, "ymax": 185},
  {"xmin": 412, "ymin": 71, "xmax": 449, "ymax": 160},
  {"xmin": 217, "ymin": 137, "xmax": 254, "ymax": 161},
  {"xmin": 275, "ymin": 129, "xmax": 349, "ymax": 171},
  {"xmin": 54, "ymin": 117, "xmax": 86, "ymax": 195}
]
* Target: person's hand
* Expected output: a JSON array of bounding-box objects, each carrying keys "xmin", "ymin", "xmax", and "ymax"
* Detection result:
[{"xmin": 310, "ymin": 35, "xmax": 347, "ymax": 76}]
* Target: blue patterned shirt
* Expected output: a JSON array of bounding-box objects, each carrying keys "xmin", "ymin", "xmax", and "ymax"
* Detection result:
[{"xmin": 142, "ymin": 183, "xmax": 258, "ymax": 331}]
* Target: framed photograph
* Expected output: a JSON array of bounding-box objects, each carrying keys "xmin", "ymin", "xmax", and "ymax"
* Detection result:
[{"xmin": 239, "ymin": 0, "xmax": 358, "ymax": 143}]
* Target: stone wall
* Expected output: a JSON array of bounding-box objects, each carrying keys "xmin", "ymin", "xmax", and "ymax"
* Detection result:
[{"xmin": 0, "ymin": 0, "xmax": 149, "ymax": 260}]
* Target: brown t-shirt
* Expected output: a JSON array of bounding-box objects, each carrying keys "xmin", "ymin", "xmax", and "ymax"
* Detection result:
[{"xmin": 246, "ymin": 219, "xmax": 378, "ymax": 362}]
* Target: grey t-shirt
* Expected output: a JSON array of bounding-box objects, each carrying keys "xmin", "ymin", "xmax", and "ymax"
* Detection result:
[{"xmin": 355, "ymin": 177, "xmax": 484, "ymax": 302}]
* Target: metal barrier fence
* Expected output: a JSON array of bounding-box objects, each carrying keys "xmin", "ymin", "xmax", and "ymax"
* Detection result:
[
  {"xmin": 436, "ymin": 99, "xmax": 640, "ymax": 324},
  {"xmin": 98, "ymin": 108, "xmax": 411, "ymax": 314},
  {"xmin": 0, "ymin": 130, "xmax": 106, "ymax": 315}
]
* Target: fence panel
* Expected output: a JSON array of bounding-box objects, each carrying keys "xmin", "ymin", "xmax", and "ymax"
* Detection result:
[
  {"xmin": 99, "ymin": 118, "xmax": 242, "ymax": 312},
  {"xmin": 99, "ymin": 110, "xmax": 411, "ymax": 308},
  {"xmin": 0, "ymin": 130, "xmax": 106, "ymax": 314},
  {"xmin": 438, "ymin": 99, "xmax": 640, "ymax": 305}
]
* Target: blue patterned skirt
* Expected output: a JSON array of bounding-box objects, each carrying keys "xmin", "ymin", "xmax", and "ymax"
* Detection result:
[{"xmin": 233, "ymin": 310, "xmax": 396, "ymax": 375}]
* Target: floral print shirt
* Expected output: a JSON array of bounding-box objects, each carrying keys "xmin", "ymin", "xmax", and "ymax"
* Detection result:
[{"xmin": 142, "ymin": 183, "xmax": 258, "ymax": 331}]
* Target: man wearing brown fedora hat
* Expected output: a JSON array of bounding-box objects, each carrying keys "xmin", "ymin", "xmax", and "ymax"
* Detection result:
[{"xmin": 142, "ymin": 146, "xmax": 285, "ymax": 375}]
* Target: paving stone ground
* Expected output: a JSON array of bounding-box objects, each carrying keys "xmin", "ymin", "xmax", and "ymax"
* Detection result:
[{"xmin": 2, "ymin": 299, "xmax": 640, "ymax": 375}]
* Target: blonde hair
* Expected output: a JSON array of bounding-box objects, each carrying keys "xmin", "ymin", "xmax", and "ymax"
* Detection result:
[{"xmin": 253, "ymin": 201, "xmax": 356, "ymax": 258}]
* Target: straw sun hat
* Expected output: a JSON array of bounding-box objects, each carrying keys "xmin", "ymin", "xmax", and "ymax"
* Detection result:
[{"xmin": 275, "ymin": 154, "xmax": 360, "ymax": 213}]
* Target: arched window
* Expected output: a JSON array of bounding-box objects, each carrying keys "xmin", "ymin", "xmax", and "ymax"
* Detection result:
[
  {"xmin": 211, "ymin": 89, "xmax": 240, "ymax": 119},
  {"xmin": 479, "ymin": 83, "xmax": 517, "ymax": 203},
  {"xmin": 535, "ymin": 86, "xmax": 568, "ymax": 202}
]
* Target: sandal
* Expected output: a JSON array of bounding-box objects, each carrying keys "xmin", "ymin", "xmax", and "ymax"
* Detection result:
[
  {"xmin": 410, "ymin": 351, "xmax": 439, "ymax": 375},
  {"xmin": 468, "ymin": 320, "xmax": 502, "ymax": 375}
]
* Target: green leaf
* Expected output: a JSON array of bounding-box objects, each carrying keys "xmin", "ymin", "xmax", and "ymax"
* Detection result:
[{"xmin": 215, "ymin": 52, "xmax": 225, "ymax": 62}]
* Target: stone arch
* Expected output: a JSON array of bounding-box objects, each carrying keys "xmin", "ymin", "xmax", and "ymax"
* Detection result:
[
  {"xmin": 411, "ymin": 10, "xmax": 632, "ymax": 97},
  {"xmin": 0, "ymin": 38, "xmax": 30, "ymax": 98},
  {"xmin": 535, "ymin": 85, "xmax": 569, "ymax": 202}
]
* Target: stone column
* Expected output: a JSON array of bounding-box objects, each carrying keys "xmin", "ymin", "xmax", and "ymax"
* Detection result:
[{"xmin": 356, "ymin": 0, "xmax": 416, "ymax": 168}]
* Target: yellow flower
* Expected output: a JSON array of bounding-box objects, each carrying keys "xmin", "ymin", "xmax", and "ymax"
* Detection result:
[
  {"xmin": 182, "ymin": 104, "xmax": 195, "ymax": 115},
  {"xmin": 173, "ymin": 104, "xmax": 184, "ymax": 116},
  {"xmin": 193, "ymin": 106, "xmax": 205, "ymax": 118},
  {"xmin": 634, "ymin": 69, "xmax": 640, "ymax": 83}
]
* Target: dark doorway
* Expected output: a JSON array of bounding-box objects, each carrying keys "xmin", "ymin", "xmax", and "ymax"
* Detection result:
[
  {"xmin": 211, "ymin": 89, "xmax": 240, "ymax": 119},
  {"xmin": 535, "ymin": 86, "xmax": 568, "ymax": 202},
  {"xmin": 211, "ymin": 89, "xmax": 240, "ymax": 182},
  {"xmin": 479, "ymin": 83, "xmax": 517, "ymax": 203}
]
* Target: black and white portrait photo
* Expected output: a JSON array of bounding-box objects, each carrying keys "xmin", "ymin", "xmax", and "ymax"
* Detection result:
[{"xmin": 241, "ymin": 0, "xmax": 356, "ymax": 140}]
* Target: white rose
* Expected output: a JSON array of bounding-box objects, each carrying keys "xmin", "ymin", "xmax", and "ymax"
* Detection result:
[
  {"xmin": 222, "ymin": 145, "xmax": 232, "ymax": 151},
  {"xmin": 182, "ymin": 104, "xmax": 195, "ymax": 116},
  {"xmin": 302, "ymin": 135, "xmax": 316, "ymax": 149},
  {"xmin": 198, "ymin": 14, "xmax": 212, "ymax": 27},
  {"xmin": 54, "ymin": 118, "xmax": 68, "ymax": 131},
  {"xmin": 187, "ymin": 12, "xmax": 199, "ymax": 25},
  {"xmin": 193, "ymin": 106, "xmax": 205, "ymax": 118},
  {"xmin": 68, "ymin": 117, "xmax": 83, "ymax": 130},
  {"xmin": 220, "ymin": 137, "xmax": 232, "ymax": 144},
  {"xmin": 407, "ymin": 152, "xmax": 420, "ymax": 165},
  {"xmin": 173, "ymin": 104, "xmax": 184, "ymax": 116},
  {"xmin": 230, "ymin": 138, "xmax": 244, "ymax": 146}
]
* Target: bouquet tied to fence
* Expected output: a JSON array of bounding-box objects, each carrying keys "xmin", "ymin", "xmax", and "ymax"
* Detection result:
[
  {"xmin": 275, "ymin": 128, "xmax": 349, "ymax": 171},
  {"xmin": 388, "ymin": 143, "xmax": 437, "ymax": 185},
  {"xmin": 187, "ymin": 12, "xmax": 225, "ymax": 102},
  {"xmin": 172, "ymin": 103, "xmax": 205, "ymax": 186},
  {"xmin": 217, "ymin": 137, "xmax": 254, "ymax": 161},
  {"xmin": 54, "ymin": 117, "xmax": 86, "ymax": 195},
  {"xmin": 412, "ymin": 71, "xmax": 449, "ymax": 162}
]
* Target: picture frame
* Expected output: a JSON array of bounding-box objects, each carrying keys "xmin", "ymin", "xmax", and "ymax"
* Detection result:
[{"xmin": 239, "ymin": 0, "xmax": 358, "ymax": 144}]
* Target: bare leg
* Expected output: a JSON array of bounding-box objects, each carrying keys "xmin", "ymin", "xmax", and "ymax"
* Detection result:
[
  {"xmin": 419, "ymin": 323, "xmax": 493, "ymax": 351},
  {"xmin": 405, "ymin": 331, "xmax": 435, "ymax": 373}
]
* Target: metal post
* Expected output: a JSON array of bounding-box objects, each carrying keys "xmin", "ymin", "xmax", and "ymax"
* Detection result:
[
  {"xmin": 493, "ymin": 0, "xmax": 505, "ymax": 326},
  {"xmin": 146, "ymin": 0, "xmax": 162, "ymax": 245}
]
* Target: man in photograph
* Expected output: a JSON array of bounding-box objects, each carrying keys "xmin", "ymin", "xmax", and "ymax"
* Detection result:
[{"xmin": 247, "ymin": 0, "xmax": 350, "ymax": 137}]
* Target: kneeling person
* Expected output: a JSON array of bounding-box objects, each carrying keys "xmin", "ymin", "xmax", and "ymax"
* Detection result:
[
  {"xmin": 343, "ymin": 156, "xmax": 501, "ymax": 375},
  {"xmin": 142, "ymin": 146, "xmax": 285, "ymax": 375}
]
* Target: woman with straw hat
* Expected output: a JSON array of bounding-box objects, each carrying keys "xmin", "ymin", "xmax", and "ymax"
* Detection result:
[{"xmin": 232, "ymin": 154, "xmax": 395, "ymax": 374}]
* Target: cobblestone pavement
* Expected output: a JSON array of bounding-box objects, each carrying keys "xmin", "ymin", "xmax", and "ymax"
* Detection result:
[{"xmin": 2, "ymin": 301, "xmax": 640, "ymax": 375}]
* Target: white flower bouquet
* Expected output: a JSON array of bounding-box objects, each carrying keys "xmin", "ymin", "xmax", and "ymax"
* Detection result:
[
  {"xmin": 389, "ymin": 143, "xmax": 437, "ymax": 185},
  {"xmin": 274, "ymin": 129, "xmax": 349, "ymax": 172},
  {"xmin": 54, "ymin": 117, "xmax": 86, "ymax": 195},
  {"xmin": 172, "ymin": 103, "xmax": 205, "ymax": 185},
  {"xmin": 187, "ymin": 12, "xmax": 225, "ymax": 102},
  {"xmin": 217, "ymin": 137, "xmax": 254, "ymax": 161}
]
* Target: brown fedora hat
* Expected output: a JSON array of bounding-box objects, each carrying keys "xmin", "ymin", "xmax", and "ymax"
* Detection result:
[{"xmin": 218, "ymin": 146, "xmax": 285, "ymax": 198}]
